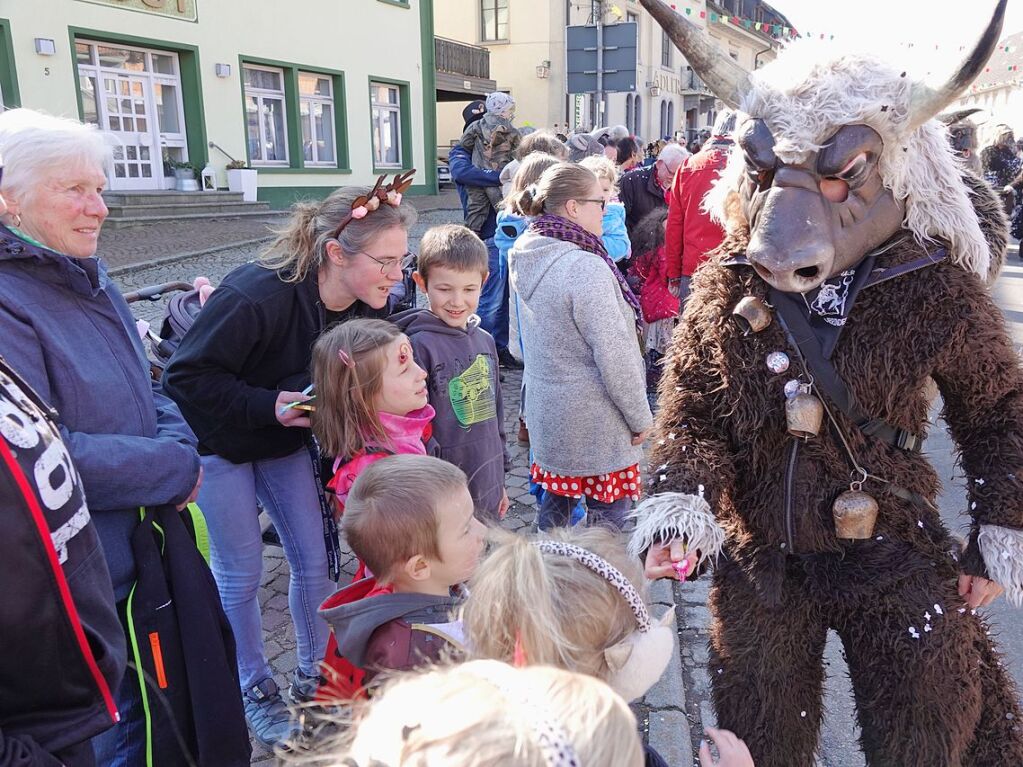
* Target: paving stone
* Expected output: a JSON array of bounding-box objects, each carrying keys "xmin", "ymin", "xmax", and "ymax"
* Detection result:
[
  {"xmin": 643, "ymin": 643, "xmax": 686, "ymax": 709},
  {"xmin": 649, "ymin": 578, "xmax": 675, "ymax": 606},
  {"xmin": 648, "ymin": 710, "xmax": 693, "ymax": 767}
]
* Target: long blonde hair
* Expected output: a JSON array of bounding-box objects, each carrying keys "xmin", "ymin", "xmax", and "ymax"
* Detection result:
[
  {"xmin": 289, "ymin": 661, "xmax": 643, "ymax": 767},
  {"xmin": 311, "ymin": 318, "xmax": 401, "ymax": 460},
  {"xmin": 260, "ymin": 185, "xmax": 417, "ymax": 283},
  {"xmin": 464, "ymin": 527, "xmax": 645, "ymax": 681}
]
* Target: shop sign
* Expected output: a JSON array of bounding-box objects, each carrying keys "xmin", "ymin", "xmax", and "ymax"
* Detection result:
[{"xmin": 77, "ymin": 0, "xmax": 198, "ymax": 23}]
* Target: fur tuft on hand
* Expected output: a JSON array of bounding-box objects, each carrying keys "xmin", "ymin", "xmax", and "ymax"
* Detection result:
[
  {"xmin": 627, "ymin": 492, "xmax": 725, "ymax": 566},
  {"xmin": 979, "ymin": 524, "xmax": 1023, "ymax": 607}
]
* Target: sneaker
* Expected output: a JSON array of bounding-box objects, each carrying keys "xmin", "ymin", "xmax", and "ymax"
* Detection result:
[
  {"xmin": 244, "ymin": 678, "xmax": 300, "ymax": 749},
  {"xmin": 288, "ymin": 667, "xmax": 324, "ymax": 705},
  {"xmin": 497, "ymin": 347, "xmax": 524, "ymax": 370}
]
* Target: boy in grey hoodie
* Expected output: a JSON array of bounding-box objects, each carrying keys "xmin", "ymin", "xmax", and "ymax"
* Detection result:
[
  {"xmin": 319, "ymin": 456, "xmax": 485, "ymax": 691},
  {"xmin": 393, "ymin": 225, "xmax": 510, "ymax": 521}
]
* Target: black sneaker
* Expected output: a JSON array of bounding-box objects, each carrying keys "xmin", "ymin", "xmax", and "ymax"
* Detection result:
[{"xmin": 497, "ymin": 347, "xmax": 523, "ymax": 370}]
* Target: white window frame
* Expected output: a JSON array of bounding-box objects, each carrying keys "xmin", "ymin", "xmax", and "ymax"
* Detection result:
[
  {"xmin": 243, "ymin": 64, "xmax": 290, "ymax": 167},
  {"xmin": 299, "ymin": 72, "xmax": 337, "ymax": 167},
  {"xmin": 370, "ymin": 81, "xmax": 403, "ymax": 169},
  {"xmin": 480, "ymin": 0, "xmax": 509, "ymax": 42}
]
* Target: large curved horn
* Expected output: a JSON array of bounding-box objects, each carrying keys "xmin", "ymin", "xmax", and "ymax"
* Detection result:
[
  {"xmin": 907, "ymin": 0, "xmax": 1006, "ymax": 131},
  {"xmin": 637, "ymin": 0, "xmax": 749, "ymax": 108}
]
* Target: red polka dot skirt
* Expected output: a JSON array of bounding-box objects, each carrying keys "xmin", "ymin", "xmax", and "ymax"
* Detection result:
[{"xmin": 530, "ymin": 463, "xmax": 642, "ymax": 503}]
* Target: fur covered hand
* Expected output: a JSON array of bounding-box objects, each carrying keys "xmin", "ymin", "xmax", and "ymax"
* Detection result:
[
  {"xmin": 628, "ymin": 493, "xmax": 725, "ymax": 578},
  {"xmin": 978, "ymin": 523, "xmax": 1023, "ymax": 607}
]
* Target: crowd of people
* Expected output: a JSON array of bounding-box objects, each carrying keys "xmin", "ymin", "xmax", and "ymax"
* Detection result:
[
  {"xmin": 6, "ymin": 37, "xmax": 1023, "ymax": 761},
  {"xmin": 0, "ymin": 104, "xmax": 746, "ymax": 767}
]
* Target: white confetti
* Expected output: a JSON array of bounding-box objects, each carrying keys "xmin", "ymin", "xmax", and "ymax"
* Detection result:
[
  {"xmin": 934, "ymin": 604, "xmax": 943, "ymax": 615},
  {"xmin": 971, "ymin": 502, "xmax": 977, "ymax": 510},
  {"xmin": 876, "ymin": 535, "xmax": 884, "ymax": 541},
  {"xmin": 698, "ymin": 484, "xmax": 706, "ymax": 498},
  {"xmin": 908, "ymin": 627, "xmax": 920, "ymax": 639},
  {"xmin": 958, "ymin": 607, "xmax": 967, "ymax": 614},
  {"xmin": 800, "ymin": 711, "xmax": 807, "ymax": 718},
  {"xmin": 925, "ymin": 624, "xmax": 932, "ymax": 632},
  {"xmin": 658, "ymin": 439, "xmax": 665, "ymax": 446},
  {"xmin": 658, "ymin": 463, "xmax": 669, "ymax": 471},
  {"xmin": 976, "ymin": 478, "xmax": 985, "ymax": 485},
  {"xmin": 660, "ymin": 474, "xmax": 667, "ymax": 483},
  {"xmin": 924, "ymin": 611, "xmax": 932, "ymax": 621},
  {"xmin": 717, "ymin": 668, "xmax": 723, "ymax": 674},
  {"xmin": 668, "ymin": 432, "xmax": 677, "ymax": 440},
  {"xmin": 917, "ymin": 520, "xmax": 925, "ymax": 528}
]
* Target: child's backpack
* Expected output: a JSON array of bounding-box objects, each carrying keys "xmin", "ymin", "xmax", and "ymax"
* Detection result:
[{"xmin": 315, "ymin": 577, "xmax": 382, "ymax": 703}]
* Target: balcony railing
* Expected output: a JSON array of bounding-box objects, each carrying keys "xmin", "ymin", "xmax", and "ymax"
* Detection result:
[{"xmin": 435, "ymin": 37, "xmax": 490, "ymax": 80}]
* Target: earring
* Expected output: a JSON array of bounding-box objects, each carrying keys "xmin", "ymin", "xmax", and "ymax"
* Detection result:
[{"xmin": 10, "ymin": 213, "xmax": 21, "ymax": 228}]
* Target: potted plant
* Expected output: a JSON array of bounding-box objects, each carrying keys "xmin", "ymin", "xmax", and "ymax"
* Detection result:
[
  {"xmin": 225, "ymin": 159, "xmax": 258, "ymax": 202},
  {"xmin": 169, "ymin": 159, "xmax": 200, "ymax": 192}
]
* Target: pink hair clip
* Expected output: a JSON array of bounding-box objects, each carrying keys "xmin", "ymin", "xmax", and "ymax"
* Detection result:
[
  {"xmin": 350, "ymin": 205, "xmax": 368, "ymax": 220},
  {"xmin": 337, "ymin": 348, "xmax": 355, "ymax": 368}
]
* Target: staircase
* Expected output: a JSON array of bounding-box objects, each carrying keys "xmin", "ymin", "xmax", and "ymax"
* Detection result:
[{"xmin": 103, "ymin": 190, "xmax": 273, "ymax": 229}]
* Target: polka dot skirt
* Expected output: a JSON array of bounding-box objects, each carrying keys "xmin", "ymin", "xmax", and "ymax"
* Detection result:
[{"xmin": 530, "ymin": 463, "xmax": 642, "ymax": 504}]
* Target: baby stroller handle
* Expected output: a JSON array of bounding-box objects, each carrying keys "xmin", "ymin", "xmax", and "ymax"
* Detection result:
[{"xmin": 123, "ymin": 281, "xmax": 195, "ymax": 304}]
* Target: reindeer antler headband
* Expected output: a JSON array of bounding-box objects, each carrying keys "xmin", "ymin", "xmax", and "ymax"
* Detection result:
[{"xmin": 331, "ymin": 170, "xmax": 416, "ymax": 239}]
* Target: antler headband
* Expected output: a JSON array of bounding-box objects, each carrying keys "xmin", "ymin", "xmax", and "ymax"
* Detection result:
[{"xmin": 331, "ymin": 170, "xmax": 416, "ymax": 239}]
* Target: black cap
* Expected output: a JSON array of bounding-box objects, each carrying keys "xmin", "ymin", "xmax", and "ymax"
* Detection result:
[{"xmin": 462, "ymin": 100, "xmax": 486, "ymax": 129}]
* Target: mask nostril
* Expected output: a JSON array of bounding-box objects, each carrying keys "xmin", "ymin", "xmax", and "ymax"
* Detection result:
[
  {"xmin": 795, "ymin": 265, "xmax": 820, "ymax": 280},
  {"xmin": 752, "ymin": 263, "xmax": 774, "ymax": 282}
]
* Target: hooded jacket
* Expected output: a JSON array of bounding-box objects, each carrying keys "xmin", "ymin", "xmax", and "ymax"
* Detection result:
[
  {"xmin": 391, "ymin": 309, "xmax": 508, "ymax": 519},
  {"xmin": 320, "ymin": 583, "xmax": 465, "ymax": 683},
  {"xmin": 509, "ymin": 232, "xmax": 652, "ymax": 476},
  {"xmin": 0, "ymin": 356, "xmax": 123, "ymax": 766},
  {"xmin": 664, "ymin": 141, "xmax": 729, "ymax": 279},
  {"xmin": 619, "ymin": 165, "xmax": 668, "ymax": 238},
  {"xmin": 0, "ymin": 225, "xmax": 201, "ymax": 600}
]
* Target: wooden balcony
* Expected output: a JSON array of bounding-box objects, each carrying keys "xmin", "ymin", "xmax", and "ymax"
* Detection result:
[{"xmin": 435, "ymin": 37, "xmax": 497, "ymax": 100}]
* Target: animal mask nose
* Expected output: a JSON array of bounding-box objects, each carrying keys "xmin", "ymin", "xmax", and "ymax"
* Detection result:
[{"xmin": 746, "ymin": 186, "xmax": 835, "ymax": 294}]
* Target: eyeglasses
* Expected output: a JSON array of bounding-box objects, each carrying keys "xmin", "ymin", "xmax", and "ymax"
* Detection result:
[
  {"xmin": 577, "ymin": 198, "xmax": 607, "ymax": 211},
  {"xmin": 355, "ymin": 250, "xmax": 416, "ymax": 275}
]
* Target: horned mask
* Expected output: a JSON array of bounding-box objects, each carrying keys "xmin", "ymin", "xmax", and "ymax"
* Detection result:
[{"xmin": 639, "ymin": 0, "xmax": 1007, "ymax": 293}]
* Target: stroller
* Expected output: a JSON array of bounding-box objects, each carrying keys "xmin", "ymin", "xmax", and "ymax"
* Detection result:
[{"xmin": 123, "ymin": 280, "xmax": 205, "ymax": 381}]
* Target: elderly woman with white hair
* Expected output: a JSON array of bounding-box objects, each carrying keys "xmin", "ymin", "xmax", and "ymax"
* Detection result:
[{"xmin": 0, "ymin": 109, "xmax": 248, "ymax": 766}]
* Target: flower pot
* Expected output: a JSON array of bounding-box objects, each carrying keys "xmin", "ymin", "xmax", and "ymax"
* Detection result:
[
  {"xmin": 173, "ymin": 167, "xmax": 199, "ymax": 192},
  {"xmin": 227, "ymin": 168, "xmax": 258, "ymax": 202}
]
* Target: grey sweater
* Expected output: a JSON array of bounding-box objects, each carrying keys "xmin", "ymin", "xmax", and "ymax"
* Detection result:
[{"xmin": 510, "ymin": 232, "xmax": 652, "ymax": 476}]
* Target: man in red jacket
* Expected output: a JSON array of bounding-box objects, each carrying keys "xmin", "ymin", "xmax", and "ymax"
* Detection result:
[{"xmin": 666, "ymin": 111, "xmax": 736, "ymax": 303}]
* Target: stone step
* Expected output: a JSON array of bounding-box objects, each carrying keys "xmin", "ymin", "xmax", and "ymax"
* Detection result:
[
  {"xmin": 103, "ymin": 190, "xmax": 246, "ymax": 206},
  {"xmin": 104, "ymin": 209, "xmax": 280, "ymax": 230},
  {"xmin": 105, "ymin": 201, "xmax": 271, "ymax": 219}
]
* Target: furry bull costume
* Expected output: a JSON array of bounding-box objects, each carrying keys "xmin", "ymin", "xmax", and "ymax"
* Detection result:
[{"xmin": 630, "ymin": 1, "xmax": 1023, "ymax": 764}]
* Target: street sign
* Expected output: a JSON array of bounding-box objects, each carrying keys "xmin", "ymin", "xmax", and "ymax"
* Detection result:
[{"xmin": 566, "ymin": 21, "xmax": 637, "ymax": 94}]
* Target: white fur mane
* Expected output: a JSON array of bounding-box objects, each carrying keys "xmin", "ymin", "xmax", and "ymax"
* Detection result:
[{"xmin": 703, "ymin": 39, "xmax": 990, "ymax": 279}]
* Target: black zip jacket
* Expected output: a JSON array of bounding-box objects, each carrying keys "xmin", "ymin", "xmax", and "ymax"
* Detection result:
[
  {"xmin": 162, "ymin": 263, "xmax": 386, "ymax": 464},
  {"xmin": 0, "ymin": 356, "xmax": 124, "ymax": 766}
]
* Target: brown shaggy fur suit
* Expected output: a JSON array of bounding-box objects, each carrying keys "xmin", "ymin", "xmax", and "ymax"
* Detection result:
[{"xmin": 652, "ymin": 177, "xmax": 1023, "ymax": 766}]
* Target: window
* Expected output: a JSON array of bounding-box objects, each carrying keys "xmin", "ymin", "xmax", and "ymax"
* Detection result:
[
  {"xmin": 661, "ymin": 27, "xmax": 672, "ymax": 68},
  {"xmin": 481, "ymin": 0, "xmax": 509, "ymax": 42},
  {"xmin": 660, "ymin": 99, "xmax": 668, "ymax": 139},
  {"xmin": 627, "ymin": 11, "xmax": 639, "ymax": 46},
  {"xmin": 299, "ymin": 72, "xmax": 336, "ymax": 165},
  {"xmin": 633, "ymin": 95, "xmax": 642, "ymax": 136},
  {"xmin": 667, "ymin": 102, "xmax": 675, "ymax": 137},
  {"xmin": 371, "ymin": 81, "xmax": 403, "ymax": 168},
  {"xmin": 625, "ymin": 94, "xmax": 634, "ymax": 133},
  {"xmin": 243, "ymin": 65, "xmax": 289, "ymax": 165}
]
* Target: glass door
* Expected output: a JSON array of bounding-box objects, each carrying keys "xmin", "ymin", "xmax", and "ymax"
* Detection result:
[{"xmin": 77, "ymin": 41, "xmax": 188, "ymax": 191}]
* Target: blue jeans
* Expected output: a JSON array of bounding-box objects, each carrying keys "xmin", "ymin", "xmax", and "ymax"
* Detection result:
[
  {"xmin": 478, "ymin": 238, "xmax": 509, "ymax": 349},
  {"xmin": 538, "ymin": 492, "xmax": 632, "ymax": 531},
  {"xmin": 198, "ymin": 448, "xmax": 333, "ymax": 691}
]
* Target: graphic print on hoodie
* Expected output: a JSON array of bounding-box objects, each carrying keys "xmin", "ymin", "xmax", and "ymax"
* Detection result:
[{"xmin": 391, "ymin": 308, "xmax": 509, "ymax": 520}]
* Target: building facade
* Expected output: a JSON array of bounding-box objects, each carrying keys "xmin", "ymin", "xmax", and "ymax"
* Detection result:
[
  {"xmin": 0, "ymin": 0, "xmax": 438, "ymax": 206},
  {"xmin": 434, "ymin": 0, "xmax": 790, "ymax": 150},
  {"xmin": 952, "ymin": 30, "xmax": 1023, "ymax": 144}
]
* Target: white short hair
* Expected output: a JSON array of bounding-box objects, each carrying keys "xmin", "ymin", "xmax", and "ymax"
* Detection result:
[
  {"xmin": 0, "ymin": 109, "xmax": 114, "ymax": 199},
  {"xmin": 657, "ymin": 143, "xmax": 687, "ymax": 171}
]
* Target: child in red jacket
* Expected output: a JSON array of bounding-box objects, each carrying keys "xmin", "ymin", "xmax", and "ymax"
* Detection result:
[{"xmin": 628, "ymin": 209, "xmax": 678, "ymax": 396}]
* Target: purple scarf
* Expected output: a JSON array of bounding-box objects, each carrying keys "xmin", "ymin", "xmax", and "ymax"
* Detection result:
[{"xmin": 529, "ymin": 214, "xmax": 642, "ymax": 320}]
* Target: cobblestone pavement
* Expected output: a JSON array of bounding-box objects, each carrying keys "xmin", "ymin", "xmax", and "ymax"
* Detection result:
[{"xmin": 111, "ymin": 210, "xmax": 692, "ymax": 765}]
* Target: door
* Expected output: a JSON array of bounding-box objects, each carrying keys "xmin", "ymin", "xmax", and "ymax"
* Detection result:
[
  {"xmin": 102, "ymin": 73, "xmax": 159, "ymax": 189},
  {"xmin": 76, "ymin": 41, "xmax": 189, "ymax": 191}
]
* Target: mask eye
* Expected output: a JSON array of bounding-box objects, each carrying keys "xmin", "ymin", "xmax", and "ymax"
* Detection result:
[{"xmin": 820, "ymin": 152, "xmax": 868, "ymax": 203}]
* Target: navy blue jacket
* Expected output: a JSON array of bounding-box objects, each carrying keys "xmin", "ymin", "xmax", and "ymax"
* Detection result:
[
  {"xmin": 449, "ymin": 145, "xmax": 500, "ymax": 240},
  {"xmin": 0, "ymin": 226, "xmax": 201, "ymax": 600}
]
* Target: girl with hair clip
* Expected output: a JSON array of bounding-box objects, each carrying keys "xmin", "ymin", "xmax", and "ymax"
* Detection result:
[
  {"xmin": 163, "ymin": 175, "xmax": 416, "ymax": 748},
  {"xmin": 463, "ymin": 526, "xmax": 753, "ymax": 767},
  {"xmin": 297, "ymin": 661, "xmax": 644, "ymax": 767},
  {"xmin": 311, "ymin": 318, "xmax": 435, "ymax": 535}
]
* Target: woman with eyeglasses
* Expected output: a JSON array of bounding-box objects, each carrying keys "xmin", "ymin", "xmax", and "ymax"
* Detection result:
[
  {"xmin": 508, "ymin": 162, "xmax": 653, "ymax": 532},
  {"xmin": 163, "ymin": 185, "xmax": 417, "ymax": 749}
]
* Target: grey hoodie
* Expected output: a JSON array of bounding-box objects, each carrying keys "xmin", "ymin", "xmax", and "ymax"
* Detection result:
[
  {"xmin": 392, "ymin": 308, "xmax": 509, "ymax": 520},
  {"xmin": 509, "ymin": 232, "xmax": 652, "ymax": 476}
]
